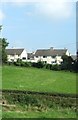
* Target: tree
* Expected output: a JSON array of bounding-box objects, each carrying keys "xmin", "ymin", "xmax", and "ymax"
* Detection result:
[
  {"xmin": 73, "ymin": 51, "xmax": 78, "ymax": 72},
  {"xmin": 0, "ymin": 39, "xmax": 2, "ymax": 64},
  {"xmin": 0, "ymin": 25, "xmax": 2, "ymax": 64},
  {"xmin": 1, "ymin": 38, "xmax": 9, "ymax": 63},
  {"xmin": 0, "ymin": 25, "xmax": 9, "ymax": 63},
  {"xmin": 61, "ymin": 55, "xmax": 73, "ymax": 71}
]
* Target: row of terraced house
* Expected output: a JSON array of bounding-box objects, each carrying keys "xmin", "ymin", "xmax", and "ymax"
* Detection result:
[{"xmin": 6, "ymin": 47, "xmax": 76, "ymax": 65}]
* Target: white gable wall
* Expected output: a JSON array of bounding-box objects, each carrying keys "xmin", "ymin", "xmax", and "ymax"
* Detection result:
[
  {"xmin": 7, "ymin": 49, "xmax": 27, "ymax": 62},
  {"xmin": 19, "ymin": 49, "xmax": 27, "ymax": 60},
  {"xmin": 66, "ymin": 50, "xmax": 70, "ymax": 56}
]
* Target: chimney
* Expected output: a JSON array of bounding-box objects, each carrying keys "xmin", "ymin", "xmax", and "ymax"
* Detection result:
[
  {"xmin": 64, "ymin": 47, "xmax": 66, "ymax": 49},
  {"xmin": 50, "ymin": 47, "xmax": 54, "ymax": 50},
  {"xmin": 32, "ymin": 51, "xmax": 35, "ymax": 54}
]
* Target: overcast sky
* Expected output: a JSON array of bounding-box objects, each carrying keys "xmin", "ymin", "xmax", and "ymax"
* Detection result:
[{"xmin": 0, "ymin": 0, "xmax": 77, "ymax": 54}]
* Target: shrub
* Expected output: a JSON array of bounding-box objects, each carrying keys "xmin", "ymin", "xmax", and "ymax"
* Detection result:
[
  {"xmin": 51, "ymin": 64, "xmax": 61, "ymax": 71},
  {"xmin": 72, "ymin": 61, "xmax": 78, "ymax": 72},
  {"xmin": 12, "ymin": 57, "xmax": 78, "ymax": 72},
  {"xmin": 14, "ymin": 59, "xmax": 32, "ymax": 67},
  {"xmin": 32, "ymin": 62, "xmax": 37, "ymax": 67},
  {"xmin": 20, "ymin": 61, "xmax": 25, "ymax": 67},
  {"xmin": 32, "ymin": 61, "xmax": 45, "ymax": 68},
  {"xmin": 25, "ymin": 62, "xmax": 32, "ymax": 67},
  {"xmin": 36, "ymin": 61, "xmax": 45, "ymax": 68},
  {"xmin": 21, "ymin": 61, "xmax": 31, "ymax": 67},
  {"xmin": 14, "ymin": 61, "xmax": 21, "ymax": 66},
  {"xmin": 45, "ymin": 64, "xmax": 52, "ymax": 70}
]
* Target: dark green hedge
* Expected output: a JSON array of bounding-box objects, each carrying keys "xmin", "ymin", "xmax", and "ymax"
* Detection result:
[{"xmin": 7, "ymin": 59, "xmax": 78, "ymax": 72}]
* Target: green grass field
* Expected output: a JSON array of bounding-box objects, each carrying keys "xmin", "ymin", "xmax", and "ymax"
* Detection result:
[
  {"xmin": 2, "ymin": 65, "xmax": 77, "ymax": 118},
  {"xmin": 2, "ymin": 65, "xmax": 76, "ymax": 94}
]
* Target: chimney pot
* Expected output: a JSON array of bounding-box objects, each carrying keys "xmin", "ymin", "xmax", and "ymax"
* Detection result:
[{"xmin": 50, "ymin": 47, "xmax": 53, "ymax": 50}]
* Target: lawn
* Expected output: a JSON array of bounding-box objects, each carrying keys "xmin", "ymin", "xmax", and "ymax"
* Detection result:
[{"xmin": 2, "ymin": 65, "xmax": 76, "ymax": 94}]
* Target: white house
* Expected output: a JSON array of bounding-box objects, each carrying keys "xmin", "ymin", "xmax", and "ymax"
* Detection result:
[
  {"xmin": 6, "ymin": 48, "xmax": 27, "ymax": 62},
  {"xmin": 33, "ymin": 47, "xmax": 70, "ymax": 65},
  {"xmin": 6, "ymin": 47, "xmax": 70, "ymax": 64}
]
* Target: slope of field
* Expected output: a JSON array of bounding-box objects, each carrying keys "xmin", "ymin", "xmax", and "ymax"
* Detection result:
[{"xmin": 2, "ymin": 65, "xmax": 76, "ymax": 94}]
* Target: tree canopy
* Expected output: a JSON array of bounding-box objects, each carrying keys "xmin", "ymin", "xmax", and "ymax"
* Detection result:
[
  {"xmin": 0, "ymin": 25, "xmax": 9, "ymax": 63},
  {"xmin": 1, "ymin": 38, "xmax": 9, "ymax": 63}
]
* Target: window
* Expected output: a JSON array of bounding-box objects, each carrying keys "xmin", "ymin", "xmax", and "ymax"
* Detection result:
[
  {"xmin": 51, "ymin": 61, "xmax": 56, "ymax": 64},
  {"xmin": 43, "ymin": 56, "xmax": 47, "ymax": 58},
  {"xmin": 28, "ymin": 57, "xmax": 30, "ymax": 60},
  {"xmin": 22, "ymin": 57, "xmax": 26, "ymax": 60}
]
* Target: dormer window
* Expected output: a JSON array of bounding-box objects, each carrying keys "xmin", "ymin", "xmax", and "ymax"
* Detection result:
[{"xmin": 43, "ymin": 56, "xmax": 47, "ymax": 58}]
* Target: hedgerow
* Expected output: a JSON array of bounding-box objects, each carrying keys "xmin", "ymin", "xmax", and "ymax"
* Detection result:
[{"xmin": 7, "ymin": 59, "xmax": 78, "ymax": 72}]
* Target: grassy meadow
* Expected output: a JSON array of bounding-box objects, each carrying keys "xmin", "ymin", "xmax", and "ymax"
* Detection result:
[
  {"xmin": 2, "ymin": 65, "xmax": 76, "ymax": 94},
  {"xmin": 2, "ymin": 65, "xmax": 77, "ymax": 118}
]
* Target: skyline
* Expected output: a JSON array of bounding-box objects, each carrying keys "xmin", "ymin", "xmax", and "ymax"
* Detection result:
[{"xmin": 0, "ymin": 0, "xmax": 76, "ymax": 54}]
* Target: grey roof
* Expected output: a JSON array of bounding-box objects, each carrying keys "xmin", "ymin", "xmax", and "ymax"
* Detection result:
[
  {"xmin": 27, "ymin": 53, "xmax": 34, "ymax": 59},
  {"xmin": 71, "ymin": 55, "xmax": 77, "ymax": 60},
  {"xmin": 6, "ymin": 48, "xmax": 24, "ymax": 55},
  {"xmin": 35, "ymin": 49, "xmax": 67, "ymax": 56}
]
